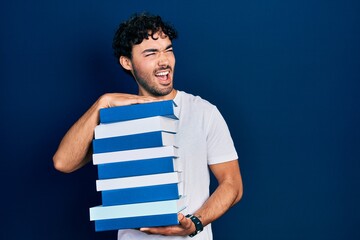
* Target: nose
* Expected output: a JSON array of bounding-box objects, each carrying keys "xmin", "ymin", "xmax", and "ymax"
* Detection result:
[{"xmin": 158, "ymin": 52, "xmax": 169, "ymax": 67}]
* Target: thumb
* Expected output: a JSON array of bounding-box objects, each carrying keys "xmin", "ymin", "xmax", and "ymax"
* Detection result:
[
  {"xmin": 178, "ymin": 213, "xmax": 186, "ymax": 223},
  {"xmin": 178, "ymin": 213, "xmax": 193, "ymax": 231}
]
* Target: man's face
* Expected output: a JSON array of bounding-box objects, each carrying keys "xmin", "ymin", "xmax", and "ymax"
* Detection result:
[{"xmin": 122, "ymin": 31, "xmax": 176, "ymax": 99}]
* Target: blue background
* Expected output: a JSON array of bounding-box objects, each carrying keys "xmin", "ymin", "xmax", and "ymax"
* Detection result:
[{"xmin": 1, "ymin": 0, "xmax": 359, "ymax": 239}]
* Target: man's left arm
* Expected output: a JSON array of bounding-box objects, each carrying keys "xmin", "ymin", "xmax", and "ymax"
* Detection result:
[
  {"xmin": 192, "ymin": 159, "xmax": 243, "ymax": 226},
  {"xmin": 140, "ymin": 159, "xmax": 243, "ymax": 236}
]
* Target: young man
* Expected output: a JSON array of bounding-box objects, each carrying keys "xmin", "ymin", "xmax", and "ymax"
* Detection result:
[{"xmin": 53, "ymin": 13, "xmax": 243, "ymax": 239}]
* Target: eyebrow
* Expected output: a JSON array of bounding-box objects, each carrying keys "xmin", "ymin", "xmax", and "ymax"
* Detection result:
[{"xmin": 142, "ymin": 44, "xmax": 173, "ymax": 54}]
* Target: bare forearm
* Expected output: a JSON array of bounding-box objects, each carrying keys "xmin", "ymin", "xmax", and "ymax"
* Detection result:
[
  {"xmin": 53, "ymin": 97, "xmax": 107, "ymax": 173},
  {"xmin": 194, "ymin": 179, "xmax": 242, "ymax": 226},
  {"xmin": 193, "ymin": 160, "xmax": 243, "ymax": 226}
]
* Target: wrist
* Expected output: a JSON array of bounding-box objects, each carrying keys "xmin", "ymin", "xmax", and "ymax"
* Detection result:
[
  {"xmin": 98, "ymin": 94, "xmax": 111, "ymax": 109},
  {"xmin": 186, "ymin": 214, "xmax": 203, "ymax": 238}
]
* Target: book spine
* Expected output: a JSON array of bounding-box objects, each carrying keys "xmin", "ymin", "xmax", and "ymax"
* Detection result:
[
  {"xmin": 92, "ymin": 131, "xmax": 175, "ymax": 154},
  {"xmin": 94, "ymin": 213, "xmax": 179, "ymax": 231},
  {"xmin": 97, "ymin": 157, "xmax": 177, "ymax": 179},
  {"xmin": 101, "ymin": 183, "xmax": 181, "ymax": 206}
]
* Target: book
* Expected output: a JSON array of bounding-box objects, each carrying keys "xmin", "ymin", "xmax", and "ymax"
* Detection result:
[
  {"xmin": 96, "ymin": 172, "xmax": 182, "ymax": 192},
  {"xmin": 92, "ymin": 131, "xmax": 176, "ymax": 154},
  {"xmin": 90, "ymin": 196, "xmax": 186, "ymax": 220},
  {"xmin": 101, "ymin": 183, "xmax": 183, "ymax": 206},
  {"xmin": 93, "ymin": 213, "xmax": 180, "ymax": 231},
  {"xmin": 95, "ymin": 116, "xmax": 178, "ymax": 139},
  {"xmin": 92, "ymin": 146, "xmax": 178, "ymax": 165},
  {"xmin": 97, "ymin": 157, "xmax": 178, "ymax": 179},
  {"xmin": 99, "ymin": 100, "xmax": 178, "ymax": 124}
]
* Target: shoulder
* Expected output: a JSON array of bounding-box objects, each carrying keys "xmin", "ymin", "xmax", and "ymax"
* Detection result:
[{"xmin": 176, "ymin": 90, "xmax": 216, "ymax": 112}]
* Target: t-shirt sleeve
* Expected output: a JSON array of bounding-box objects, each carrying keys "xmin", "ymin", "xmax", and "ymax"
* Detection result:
[{"xmin": 206, "ymin": 106, "xmax": 238, "ymax": 165}]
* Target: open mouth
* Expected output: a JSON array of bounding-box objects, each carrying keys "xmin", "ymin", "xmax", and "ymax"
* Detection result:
[{"xmin": 155, "ymin": 70, "xmax": 171, "ymax": 83}]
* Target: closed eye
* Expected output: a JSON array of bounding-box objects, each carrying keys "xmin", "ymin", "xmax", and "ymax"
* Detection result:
[
  {"xmin": 165, "ymin": 45, "xmax": 173, "ymax": 53},
  {"xmin": 142, "ymin": 45, "xmax": 173, "ymax": 57},
  {"xmin": 144, "ymin": 52, "xmax": 156, "ymax": 57}
]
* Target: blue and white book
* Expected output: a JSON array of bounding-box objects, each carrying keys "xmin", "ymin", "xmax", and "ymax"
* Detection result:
[
  {"xmin": 93, "ymin": 213, "xmax": 180, "ymax": 231},
  {"xmin": 90, "ymin": 196, "xmax": 186, "ymax": 221},
  {"xmin": 95, "ymin": 116, "xmax": 178, "ymax": 139},
  {"xmin": 93, "ymin": 131, "xmax": 176, "ymax": 154},
  {"xmin": 101, "ymin": 182, "xmax": 183, "ymax": 206},
  {"xmin": 96, "ymin": 172, "xmax": 182, "ymax": 191},
  {"xmin": 97, "ymin": 157, "xmax": 178, "ymax": 179},
  {"xmin": 92, "ymin": 146, "xmax": 178, "ymax": 165},
  {"xmin": 99, "ymin": 100, "xmax": 178, "ymax": 124}
]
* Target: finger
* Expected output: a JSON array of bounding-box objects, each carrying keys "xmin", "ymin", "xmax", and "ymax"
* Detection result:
[
  {"xmin": 178, "ymin": 213, "xmax": 186, "ymax": 223},
  {"xmin": 140, "ymin": 225, "xmax": 184, "ymax": 236},
  {"xmin": 139, "ymin": 227, "xmax": 166, "ymax": 234},
  {"xmin": 178, "ymin": 213, "xmax": 193, "ymax": 231},
  {"xmin": 105, "ymin": 93, "xmax": 160, "ymax": 107},
  {"xmin": 139, "ymin": 227, "xmax": 150, "ymax": 233},
  {"xmin": 123, "ymin": 96, "xmax": 161, "ymax": 105},
  {"xmin": 109, "ymin": 97, "xmax": 153, "ymax": 107},
  {"xmin": 134, "ymin": 97, "xmax": 159, "ymax": 103}
]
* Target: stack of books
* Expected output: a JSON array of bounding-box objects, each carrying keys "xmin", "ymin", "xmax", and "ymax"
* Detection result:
[{"xmin": 89, "ymin": 100, "xmax": 186, "ymax": 231}]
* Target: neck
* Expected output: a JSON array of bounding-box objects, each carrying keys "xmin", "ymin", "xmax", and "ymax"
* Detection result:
[{"xmin": 139, "ymin": 89, "xmax": 177, "ymax": 100}]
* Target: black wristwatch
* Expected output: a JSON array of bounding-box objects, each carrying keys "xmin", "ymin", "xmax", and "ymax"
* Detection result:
[{"xmin": 186, "ymin": 214, "xmax": 203, "ymax": 237}]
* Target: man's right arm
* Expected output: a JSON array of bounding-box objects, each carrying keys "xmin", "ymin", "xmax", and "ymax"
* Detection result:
[{"xmin": 53, "ymin": 93, "xmax": 157, "ymax": 173}]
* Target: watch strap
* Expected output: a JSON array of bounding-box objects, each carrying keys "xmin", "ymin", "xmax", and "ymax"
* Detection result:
[{"xmin": 186, "ymin": 214, "xmax": 203, "ymax": 237}]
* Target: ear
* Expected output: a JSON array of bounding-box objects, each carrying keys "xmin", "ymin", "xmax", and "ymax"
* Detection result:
[{"xmin": 119, "ymin": 56, "xmax": 133, "ymax": 71}]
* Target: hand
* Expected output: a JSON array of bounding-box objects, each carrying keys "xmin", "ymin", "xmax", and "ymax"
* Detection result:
[
  {"xmin": 139, "ymin": 213, "xmax": 195, "ymax": 236},
  {"xmin": 99, "ymin": 93, "xmax": 159, "ymax": 108}
]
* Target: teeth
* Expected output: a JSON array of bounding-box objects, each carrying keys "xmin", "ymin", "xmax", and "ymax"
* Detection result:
[{"xmin": 156, "ymin": 71, "xmax": 169, "ymax": 76}]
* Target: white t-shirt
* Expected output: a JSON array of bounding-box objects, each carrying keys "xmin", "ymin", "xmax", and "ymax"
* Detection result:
[{"xmin": 117, "ymin": 90, "xmax": 238, "ymax": 240}]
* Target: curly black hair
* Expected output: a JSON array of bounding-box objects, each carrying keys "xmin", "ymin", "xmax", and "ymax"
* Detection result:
[{"xmin": 112, "ymin": 13, "xmax": 178, "ymax": 60}]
